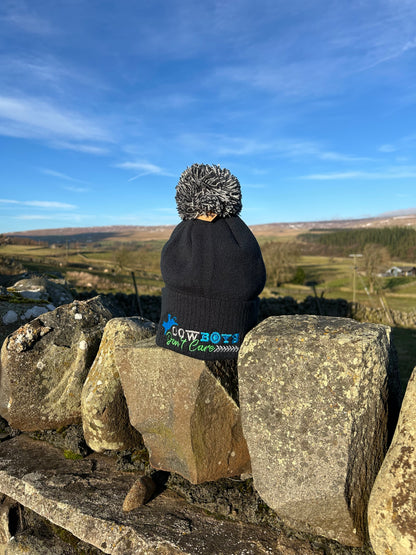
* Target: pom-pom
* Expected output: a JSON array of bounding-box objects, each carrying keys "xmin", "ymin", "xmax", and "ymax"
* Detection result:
[{"xmin": 175, "ymin": 164, "xmax": 242, "ymax": 220}]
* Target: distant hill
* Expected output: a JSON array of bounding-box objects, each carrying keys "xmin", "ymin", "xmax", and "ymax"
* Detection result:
[
  {"xmin": 5, "ymin": 213, "xmax": 416, "ymax": 244},
  {"xmin": 250, "ymin": 214, "xmax": 416, "ymax": 236},
  {"xmin": 4, "ymin": 225, "xmax": 175, "ymax": 244}
]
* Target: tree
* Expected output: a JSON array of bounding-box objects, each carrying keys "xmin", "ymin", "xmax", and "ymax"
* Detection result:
[
  {"xmin": 261, "ymin": 241, "xmax": 300, "ymax": 287},
  {"xmin": 113, "ymin": 245, "xmax": 134, "ymax": 272},
  {"xmin": 360, "ymin": 243, "xmax": 390, "ymax": 294}
]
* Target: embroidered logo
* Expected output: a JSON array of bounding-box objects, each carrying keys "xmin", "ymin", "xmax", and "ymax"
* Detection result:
[
  {"xmin": 161, "ymin": 314, "xmax": 239, "ymax": 354},
  {"xmin": 162, "ymin": 314, "xmax": 178, "ymax": 334}
]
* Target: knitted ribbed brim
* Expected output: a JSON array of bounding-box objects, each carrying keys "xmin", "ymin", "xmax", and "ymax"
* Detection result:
[{"xmin": 156, "ymin": 287, "xmax": 260, "ymax": 360}]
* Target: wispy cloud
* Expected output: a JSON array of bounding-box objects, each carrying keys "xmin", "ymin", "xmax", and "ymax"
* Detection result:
[
  {"xmin": 0, "ymin": 95, "xmax": 112, "ymax": 149},
  {"xmin": 40, "ymin": 168, "xmax": 87, "ymax": 183},
  {"xmin": 0, "ymin": 1, "xmax": 54, "ymax": 35},
  {"xmin": 216, "ymin": 137, "xmax": 271, "ymax": 157},
  {"xmin": 378, "ymin": 133, "xmax": 416, "ymax": 156},
  {"xmin": 303, "ymin": 167, "xmax": 416, "ymax": 180},
  {"xmin": 39, "ymin": 169, "xmax": 91, "ymax": 192},
  {"xmin": 15, "ymin": 214, "xmax": 84, "ymax": 222},
  {"xmin": 62, "ymin": 186, "xmax": 91, "ymax": 194},
  {"xmin": 116, "ymin": 161, "xmax": 174, "ymax": 181},
  {"xmin": 0, "ymin": 55, "xmax": 74, "ymax": 93},
  {"xmin": 0, "ymin": 52, "xmax": 109, "ymax": 96},
  {"xmin": 210, "ymin": 2, "xmax": 416, "ymax": 101},
  {"xmin": 216, "ymin": 60, "xmax": 341, "ymax": 98},
  {"xmin": 0, "ymin": 199, "xmax": 77, "ymax": 209},
  {"xmin": 355, "ymin": 33, "xmax": 416, "ymax": 72},
  {"xmin": 52, "ymin": 141, "xmax": 110, "ymax": 155},
  {"xmin": 379, "ymin": 144, "xmax": 397, "ymax": 153},
  {"xmin": 179, "ymin": 132, "xmax": 371, "ymax": 163},
  {"xmin": 273, "ymin": 141, "xmax": 372, "ymax": 162}
]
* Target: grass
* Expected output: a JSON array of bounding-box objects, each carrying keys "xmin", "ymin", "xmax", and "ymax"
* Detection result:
[
  {"xmin": 0, "ymin": 241, "xmax": 164, "ymax": 295},
  {"xmin": 2, "ymin": 235, "xmax": 415, "ymax": 391},
  {"xmin": 279, "ymin": 254, "xmax": 416, "ymax": 312},
  {"xmin": 3, "ymin": 234, "xmax": 416, "ymax": 309}
]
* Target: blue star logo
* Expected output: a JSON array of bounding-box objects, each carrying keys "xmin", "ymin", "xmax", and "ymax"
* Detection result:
[{"xmin": 162, "ymin": 314, "xmax": 178, "ymax": 334}]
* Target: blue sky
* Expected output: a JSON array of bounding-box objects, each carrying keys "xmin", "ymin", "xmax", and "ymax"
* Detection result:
[{"xmin": 1, "ymin": 0, "xmax": 416, "ymax": 233}]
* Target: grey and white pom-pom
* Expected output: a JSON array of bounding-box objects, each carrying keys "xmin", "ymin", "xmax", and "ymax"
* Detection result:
[{"xmin": 175, "ymin": 164, "xmax": 242, "ymax": 220}]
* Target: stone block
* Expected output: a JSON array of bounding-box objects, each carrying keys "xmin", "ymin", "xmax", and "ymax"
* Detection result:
[
  {"xmin": 116, "ymin": 337, "xmax": 250, "ymax": 484},
  {"xmin": 368, "ymin": 367, "xmax": 416, "ymax": 554},
  {"xmin": 10, "ymin": 275, "xmax": 73, "ymax": 306},
  {"xmin": 238, "ymin": 315, "xmax": 400, "ymax": 546},
  {"xmin": 0, "ymin": 435, "xmax": 296, "ymax": 555},
  {"xmin": 81, "ymin": 317, "xmax": 156, "ymax": 452},
  {"xmin": 0, "ymin": 297, "xmax": 122, "ymax": 431}
]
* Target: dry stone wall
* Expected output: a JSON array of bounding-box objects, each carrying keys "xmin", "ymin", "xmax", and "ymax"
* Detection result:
[
  {"xmin": 0, "ymin": 281, "xmax": 412, "ymax": 553},
  {"xmin": 71, "ymin": 289, "xmax": 416, "ymax": 330}
]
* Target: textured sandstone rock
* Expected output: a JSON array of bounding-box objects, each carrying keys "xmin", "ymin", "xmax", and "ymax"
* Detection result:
[
  {"xmin": 0, "ymin": 296, "xmax": 123, "ymax": 431},
  {"xmin": 4, "ymin": 532, "xmax": 82, "ymax": 555},
  {"xmin": 0, "ymin": 275, "xmax": 74, "ymax": 347},
  {"xmin": 0, "ymin": 496, "xmax": 19, "ymax": 544},
  {"xmin": 10, "ymin": 276, "xmax": 73, "ymax": 306},
  {"xmin": 116, "ymin": 337, "xmax": 251, "ymax": 484},
  {"xmin": 0, "ymin": 298, "xmax": 55, "ymax": 348},
  {"xmin": 0, "ymin": 435, "xmax": 297, "ymax": 555},
  {"xmin": 122, "ymin": 476, "xmax": 156, "ymax": 511},
  {"xmin": 368, "ymin": 367, "xmax": 416, "ymax": 554},
  {"xmin": 238, "ymin": 315, "xmax": 401, "ymax": 547},
  {"xmin": 82, "ymin": 317, "xmax": 156, "ymax": 452}
]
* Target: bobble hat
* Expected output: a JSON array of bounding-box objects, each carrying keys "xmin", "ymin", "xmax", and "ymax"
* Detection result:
[{"xmin": 156, "ymin": 164, "xmax": 266, "ymax": 360}]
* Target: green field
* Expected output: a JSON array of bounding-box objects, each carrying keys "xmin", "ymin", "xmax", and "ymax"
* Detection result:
[
  {"xmin": 2, "ymin": 238, "xmax": 416, "ymax": 311},
  {"xmin": 0, "ymin": 241, "xmax": 164, "ymax": 295},
  {"xmin": 263, "ymin": 254, "xmax": 416, "ymax": 312},
  {"xmin": 2, "ymin": 231, "xmax": 416, "ymax": 387}
]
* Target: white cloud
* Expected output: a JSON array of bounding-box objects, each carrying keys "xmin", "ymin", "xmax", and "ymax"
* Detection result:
[
  {"xmin": 0, "ymin": 53, "xmax": 108, "ymax": 95},
  {"xmin": 0, "ymin": 199, "xmax": 19, "ymax": 205},
  {"xmin": 15, "ymin": 214, "xmax": 83, "ymax": 221},
  {"xmin": 0, "ymin": 55, "xmax": 72, "ymax": 92},
  {"xmin": 116, "ymin": 161, "xmax": 174, "ymax": 180},
  {"xmin": 0, "ymin": 95, "xmax": 112, "ymax": 145},
  {"xmin": 303, "ymin": 168, "xmax": 416, "ymax": 180},
  {"xmin": 40, "ymin": 168, "xmax": 87, "ymax": 183},
  {"xmin": 0, "ymin": 199, "xmax": 77, "ymax": 209},
  {"xmin": 62, "ymin": 186, "xmax": 91, "ymax": 194},
  {"xmin": 303, "ymin": 171, "xmax": 370, "ymax": 180},
  {"xmin": 210, "ymin": 2, "xmax": 416, "ymax": 101},
  {"xmin": 117, "ymin": 161, "xmax": 163, "ymax": 172},
  {"xmin": 217, "ymin": 137, "xmax": 271, "ymax": 156},
  {"xmin": 52, "ymin": 141, "xmax": 110, "ymax": 155},
  {"xmin": 318, "ymin": 151, "xmax": 372, "ymax": 162},
  {"xmin": 39, "ymin": 169, "xmax": 91, "ymax": 192},
  {"xmin": 273, "ymin": 141, "xmax": 372, "ymax": 162},
  {"xmin": 0, "ymin": 2, "xmax": 54, "ymax": 35},
  {"xmin": 26, "ymin": 201, "xmax": 77, "ymax": 209},
  {"xmin": 379, "ymin": 144, "xmax": 397, "ymax": 153},
  {"xmin": 178, "ymin": 132, "xmax": 371, "ymax": 163}
]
